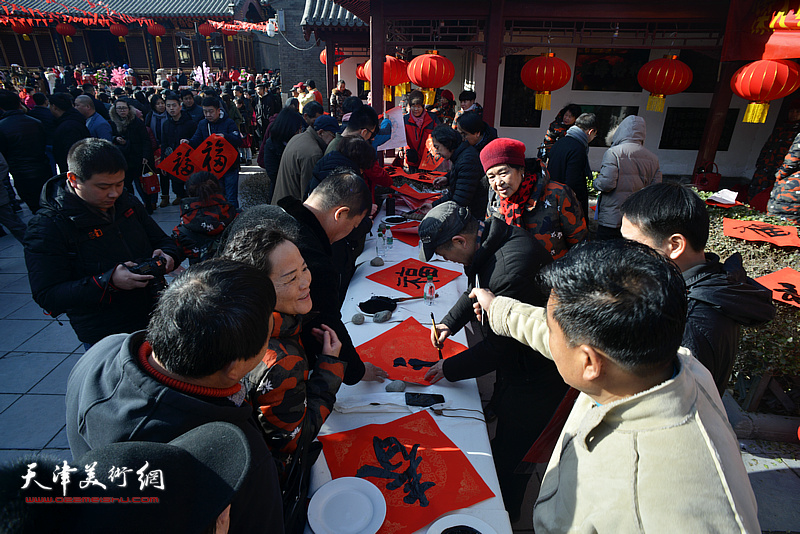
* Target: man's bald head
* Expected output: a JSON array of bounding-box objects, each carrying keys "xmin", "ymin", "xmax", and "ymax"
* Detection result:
[{"xmin": 74, "ymin": 95, "xmax": 95, "ymax": 118}]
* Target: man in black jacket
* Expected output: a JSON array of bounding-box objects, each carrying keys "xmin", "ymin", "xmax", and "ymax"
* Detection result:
[
  {"xmin": 65, "ymin": 259, "xmax": 284, "ymax": 534},
  {"xmin": 0, "ymin": 89, "xmax": 52, "ymax": 213},
  {"xmin": 620, "ymin": 182, "xmax": 776, "ymax": 395},
  {"xmin": 24, "ymin": 138, "xmax": 179, "ymax": 346},
  {"xmin": 49, "ymin": 92, "xmax": 90, "ymax": 174},
  {"xmin": 421, "ymin": 201, "xmax": 568, "ymax": 523},
  {"xmin": 547, "ymin": 112, "xmax": 597, "ymax": 217},
  {"xmin": 429, "ymin": 126, "xmax": 487, "ymax": 218},
  {"xmin": 160, "ymin": 92, "xmax": 196, "ymax": 203}
]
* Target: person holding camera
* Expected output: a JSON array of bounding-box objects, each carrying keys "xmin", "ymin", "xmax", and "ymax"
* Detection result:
[{"xmin": 24, "ymin": 138, "xmax": 179, "ymax": 349}]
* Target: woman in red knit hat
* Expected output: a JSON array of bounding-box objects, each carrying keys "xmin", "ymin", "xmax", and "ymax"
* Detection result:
[{"xmin": 481, "ymin": 138, "xmax": 588, "ymax": 259}]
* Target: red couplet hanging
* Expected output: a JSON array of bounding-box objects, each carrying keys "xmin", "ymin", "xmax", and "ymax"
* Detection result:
[
  {"xmin": 147, "ymin": 23, "xmax": 166, "ymax": 43},
  {"xmin": 109, "ymin": 23, "xmax": 129, "ymax": 43},
  {"xmin": 56, "ymin": 22, "xmax": 76, "ymax": 43},
  {"xmin": 520, "ymin": 52, "xmax": 572, "ymax": 110},
  {"xmin": 730, "ymin": 59, "xmax": 800, "ymax": 123},
  {"xmin": 637, "ymin": 55, "xmax": 693, "ymax": 112},
  {"xmin": 407, "ymin": 53, "xmax": 455, "ymax": 106}
]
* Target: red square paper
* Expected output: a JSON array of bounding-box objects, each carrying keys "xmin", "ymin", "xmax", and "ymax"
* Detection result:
[
  {"xmin": 356, "ymin": 317, "xmax": 467, "ymax": 384},
  {"xmin": 389, "ymin": 221, "xmax": 420, "ymax": 247},
  {"xmin": 367, "ymin": 258, "xmax": 461, "ymax": 297},
  {"xmin": 319, "ymin": 411, "xmax": 495, "ymax": 534},
  {"xmin": 723, "ymin": 218, "xmax": 800, "ymax": 247},
  {"xmin": 755, "ymin": 267, "xmax": 800, "ymax": 308},
  {"xmin": 187, "ymin": 134, "xmax": 238, "ymax": 178},
  {"xmin": 157, "ymin": 143, "xmax": 195, "ymax": 181}
]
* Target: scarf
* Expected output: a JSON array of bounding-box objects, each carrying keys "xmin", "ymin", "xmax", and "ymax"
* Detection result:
[
  {"xmin": 409, "ymin": 110, "xmax": 426, "ymax": 128},
  {"xmin": 498, "ymin": 173, "xmax": 538, "ymax": 227},
  {"xmin": 565, "ymin": 125, "xmax": 590, "ymax": 152}
]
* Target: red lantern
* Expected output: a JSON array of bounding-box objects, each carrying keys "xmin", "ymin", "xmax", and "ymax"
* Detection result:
[
  {"xmin": 365, "ymin": 56, "xmax": 410, "ymax": 101},
  {"xmin": 12, "ymin": 21, "xmax": 33, "ymax": 41},
  {"xmin": 520, "ymin": 52, "xmax": 572, "ymax": 110},
  {"xmin": 56, "ymin": 22, "xmax": 76, "ymax": 43},
  {"xmin": 408, "ymin": 53, "xmax": 455, "ymax": 105},
  {"xmin": 731, "ymin": 59, "xmax": 800, "ymax": 123},
  {"xmin": 147, "ymin": 23, "xmax": 166, "ymax": 43},
  {"xmin": 109, "ymin": 23, "xmax": 129, "ymax": 43},
  {"xmin": 637, "ymin": 55, "xmax": 693, "ymax": 112},
  {"xmin": 221, "ymin": 27, "xmax": 238, "ymax": 42},
  {"xmin": 320, "ymin": 48, "xmax": 345, "ymax": 66},
  {"xmin": 197, "ymin": 22, "xmax": 214, "ymax": 39}
]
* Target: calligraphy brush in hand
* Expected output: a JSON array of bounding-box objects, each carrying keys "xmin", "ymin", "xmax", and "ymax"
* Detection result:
[{"xmin": 431, "ymin": 312, "xmax": 443, "ymax": 360}]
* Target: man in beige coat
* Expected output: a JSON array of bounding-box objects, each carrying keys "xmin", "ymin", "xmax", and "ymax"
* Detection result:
[
  {"xmin": 471, "ymin": 239, "xmax": 760, "ymax": 534},
  {"xmin": 271, "ymin": 115, "xmax": 338, "ymax": 204}
]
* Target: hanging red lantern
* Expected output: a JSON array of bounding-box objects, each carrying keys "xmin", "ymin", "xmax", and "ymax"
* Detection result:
[
  {"xmin": 12, "ymin": 21, "xmax": 34, "ymax": 41},
  {"xmin": 197, "ymin": 22, "xmax": 214, "ymax": 39},
  {"xmin": 109, "ymin": 23, "xmax": 129, "ymax": 43},
  {"xmin": 221, "ymin": 27, "xmax": 238, "ymax": 42},
  {"xmin": 408, "ymin": 52, "xmax": 455, "ymax": 106},
  {"xmin": 356, "ymin": 62, "xmax": 369, "ymax": 91},
  {"xmin": 147, "ymin": 23, "xmax": 166, "ymax": 43},
  {"xmin": 731, "ymin": 59, "xmax": 800, "ymax": 123},
  {"xmin": 365, "ymin": 56, "xmax": 410, "ymax": 101},
  {"xmin": 56, "ymin": 22, "xmax": 76, "ymax": 43},
  {"xmin": 637, "ymin": 55, "xmax": 693, "ymax": 112},
  {"xmin": 320, "ymin": 48, "xmax": 345, "ymax": 66},
  {"xmin": 520, "ymin": 52, "xmax": 571, "ymax": 110}
]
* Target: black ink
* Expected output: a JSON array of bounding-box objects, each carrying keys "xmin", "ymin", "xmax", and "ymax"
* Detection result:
[
  {"xmin": 356, "ymin": 436, "xmax": 435, "ymax": 507},
  {"xmin": 776, "ymin": 282, "xmax": 800, "ymax": 303},
  {"xmin": 737, "ymin": 222, "xmax": 791, "ymax": 238},
  {"xmin": 394, "ymin": 357, "xmax": 408, "ymax": 367}
]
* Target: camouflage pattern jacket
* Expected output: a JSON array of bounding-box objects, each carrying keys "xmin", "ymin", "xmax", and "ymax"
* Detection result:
[
  {"xmin": 750, "ymin": 119, "xmax": 800, "ymax": 197},
  {"xmin": 768, "ymin": 130, "xmax": 800, "ymax": 221},
  {"xmin": 487, "ymin": 161, "xmax": 588, "ymax": 259},
  {"xmin": 245, "ymin": 312, "xmax": 346, "ymax": 459}
]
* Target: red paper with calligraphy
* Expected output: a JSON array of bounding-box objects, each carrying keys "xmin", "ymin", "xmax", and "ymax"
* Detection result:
[
  {"xmin": 385, "ymin": 165, "xmax": 445, "ymax": 185},
  {"xmin": 318, "ymin": 410, "xmax": 495, "ymax": 534},
  {"xmin": 157, "ymin": 143, "xmax": 195, "ymax": 181},
  {"xmin": 389, "ymin": 221, "xmax": 420, "ymax": 247},
  {"xmin": 419, "ymin": 135, "xmax": 445, "ymax": 171},
  {"xmin": 722, "ymin": 218, "xmax": 800, "ymax": 247},
  {"xmin": 366, "ymin": 258, "xmax": 460, "ymax": 297},
  {"xmin": 356, "ymin": 317, "xmax": 467, "ymax": 384},
  {"xmin": 187, "ymin": 135, "xmax": 238, "ymax": 179},
  {"xmin": 755, "ymin": 267, "xmax": 800, "ymax": 308}
]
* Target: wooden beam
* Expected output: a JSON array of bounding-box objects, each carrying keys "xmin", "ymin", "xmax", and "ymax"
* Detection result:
[
  {"xmin": 694, "ymin": 61, "xmax": 739, "ymax": 174},
  {"xmin": 369, "ymin": 0, "xmax": 385, "ymax": 116},
  {"xmin": 482, "ymin": 0, "xmax": 504, "ymax": 126}
]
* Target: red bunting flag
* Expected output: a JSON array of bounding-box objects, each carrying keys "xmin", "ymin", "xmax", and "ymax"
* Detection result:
[
  {"xmin": 755, "ymin": 267, "xmax": 800, "ymax": 308},
  {"xmin": 722, "ymin": 218, "xmax": 800, "ymax": 248},
  {"xmin": 318, "ymin": 410, "xmax": 495, "ymax": 534}
]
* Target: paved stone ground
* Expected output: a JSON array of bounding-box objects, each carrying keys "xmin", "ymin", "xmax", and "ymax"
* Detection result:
[{"xmin": 0, "ymin": 173, "xmax": 798, "ymax": 532}]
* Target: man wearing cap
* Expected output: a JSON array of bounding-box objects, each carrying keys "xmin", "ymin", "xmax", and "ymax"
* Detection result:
[
  {"xmin": 66, "ymin": 259, "xmax": 283, "ymax": 533},
  {"xmin": 483, "ymin": 137, "xmax": 587, "ymax": 260},
  {"xmin": 420, "ymin": 201, "xmax": 568, "ymax": 523},
  {"xmin": 272, "ymin": 114, "xmax": 339, "ymax": 204}
]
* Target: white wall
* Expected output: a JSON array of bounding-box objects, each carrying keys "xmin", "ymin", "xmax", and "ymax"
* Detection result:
[{"xmin": 485, "ymin": 47, "xmax": 783, "ymax": 178}]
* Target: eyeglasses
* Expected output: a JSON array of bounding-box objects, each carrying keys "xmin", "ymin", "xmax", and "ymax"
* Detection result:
[{"xmin": 366, "ymin": 126, "xmax": 378, "ymax": 141}]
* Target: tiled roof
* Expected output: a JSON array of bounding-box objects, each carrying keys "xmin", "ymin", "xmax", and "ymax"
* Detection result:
[
  {"xmin": 301, "ymin": 0, "xmax": 366, "ymax": 30},
  {"xmin": 6, "ymin": 0, "xmax": 239, "ymax": 18}
]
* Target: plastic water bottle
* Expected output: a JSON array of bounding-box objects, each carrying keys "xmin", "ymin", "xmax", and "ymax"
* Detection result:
[
  {"xmin": 376, "ymin": 231, "xmax": 386, "ymax": 257},
  {"xmin": 423, "ymin": 274, "xmax": 435, "ymax": 306},
  {"xmin": 386, "ymin": 228, "xmax": 394, "ymax": 249}
]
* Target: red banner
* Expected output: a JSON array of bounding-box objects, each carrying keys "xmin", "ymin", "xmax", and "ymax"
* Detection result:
[
  {"xmin": 187, "ymin": 135, "xmax": 238, "ymax": 179},
  {"xmin": 722, "ymin": 218, "xmax": 800, "ymax": 247},
  {"xmin": 755, "ymin": 267, "xmax": 800, "ymax": 308},
  {"xmin": 318, "ymin": 410, "xmax": 495, "ymax": 534},
  {"xmin": 157, "ymin": 143, "xmax": 195, "ymax": 181},
  {"xmin": 366, "ymin": 258, "xmax": 460, "ymax": 298}
]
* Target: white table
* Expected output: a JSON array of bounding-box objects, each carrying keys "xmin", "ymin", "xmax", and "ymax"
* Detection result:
[{"xmin": 307, "ymin": 214, "xmax": 512, "ymax": 534}]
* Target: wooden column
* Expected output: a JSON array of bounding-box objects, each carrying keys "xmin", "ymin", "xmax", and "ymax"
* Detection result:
[
  {"xmin": 369, "ymin": 0, "xmax": 385, "ymax": 116},
  {"xmin": 482, "ymin": 0, "xmax": 504, "ymax": 126},
  {"xmin": 325, "ymin": 39, "xmax": 335, "ymax": 113},
  {"xmin": 695, "ymin": 61, "xmax": 739, "ymax": 172}
]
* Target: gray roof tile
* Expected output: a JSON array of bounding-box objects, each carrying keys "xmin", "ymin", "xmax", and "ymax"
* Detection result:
[
  {"xmin": 301, "ymin": 0, "xmax": 365, "ymax": 29},
  {"xmin": 7, "ymin": 0, "xmax": 238, "ymax": 18}
]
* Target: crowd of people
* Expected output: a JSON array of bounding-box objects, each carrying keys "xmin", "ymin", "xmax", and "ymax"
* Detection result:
[{"xmin": 0, "ymin": 59, "xmax": 789, "ymax": 533}]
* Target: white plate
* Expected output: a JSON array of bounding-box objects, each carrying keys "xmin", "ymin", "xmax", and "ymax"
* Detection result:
[
  {"xmin": 426, "ymin": 513, "xmax": 497, "ymax": 534},
  {"xmin": 308, "ymin": 477, "xmax": 386, "ymax": 534},
  {"xmin": 382, "ymin": 215, "xmax": 407, "ymax": 226}
]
